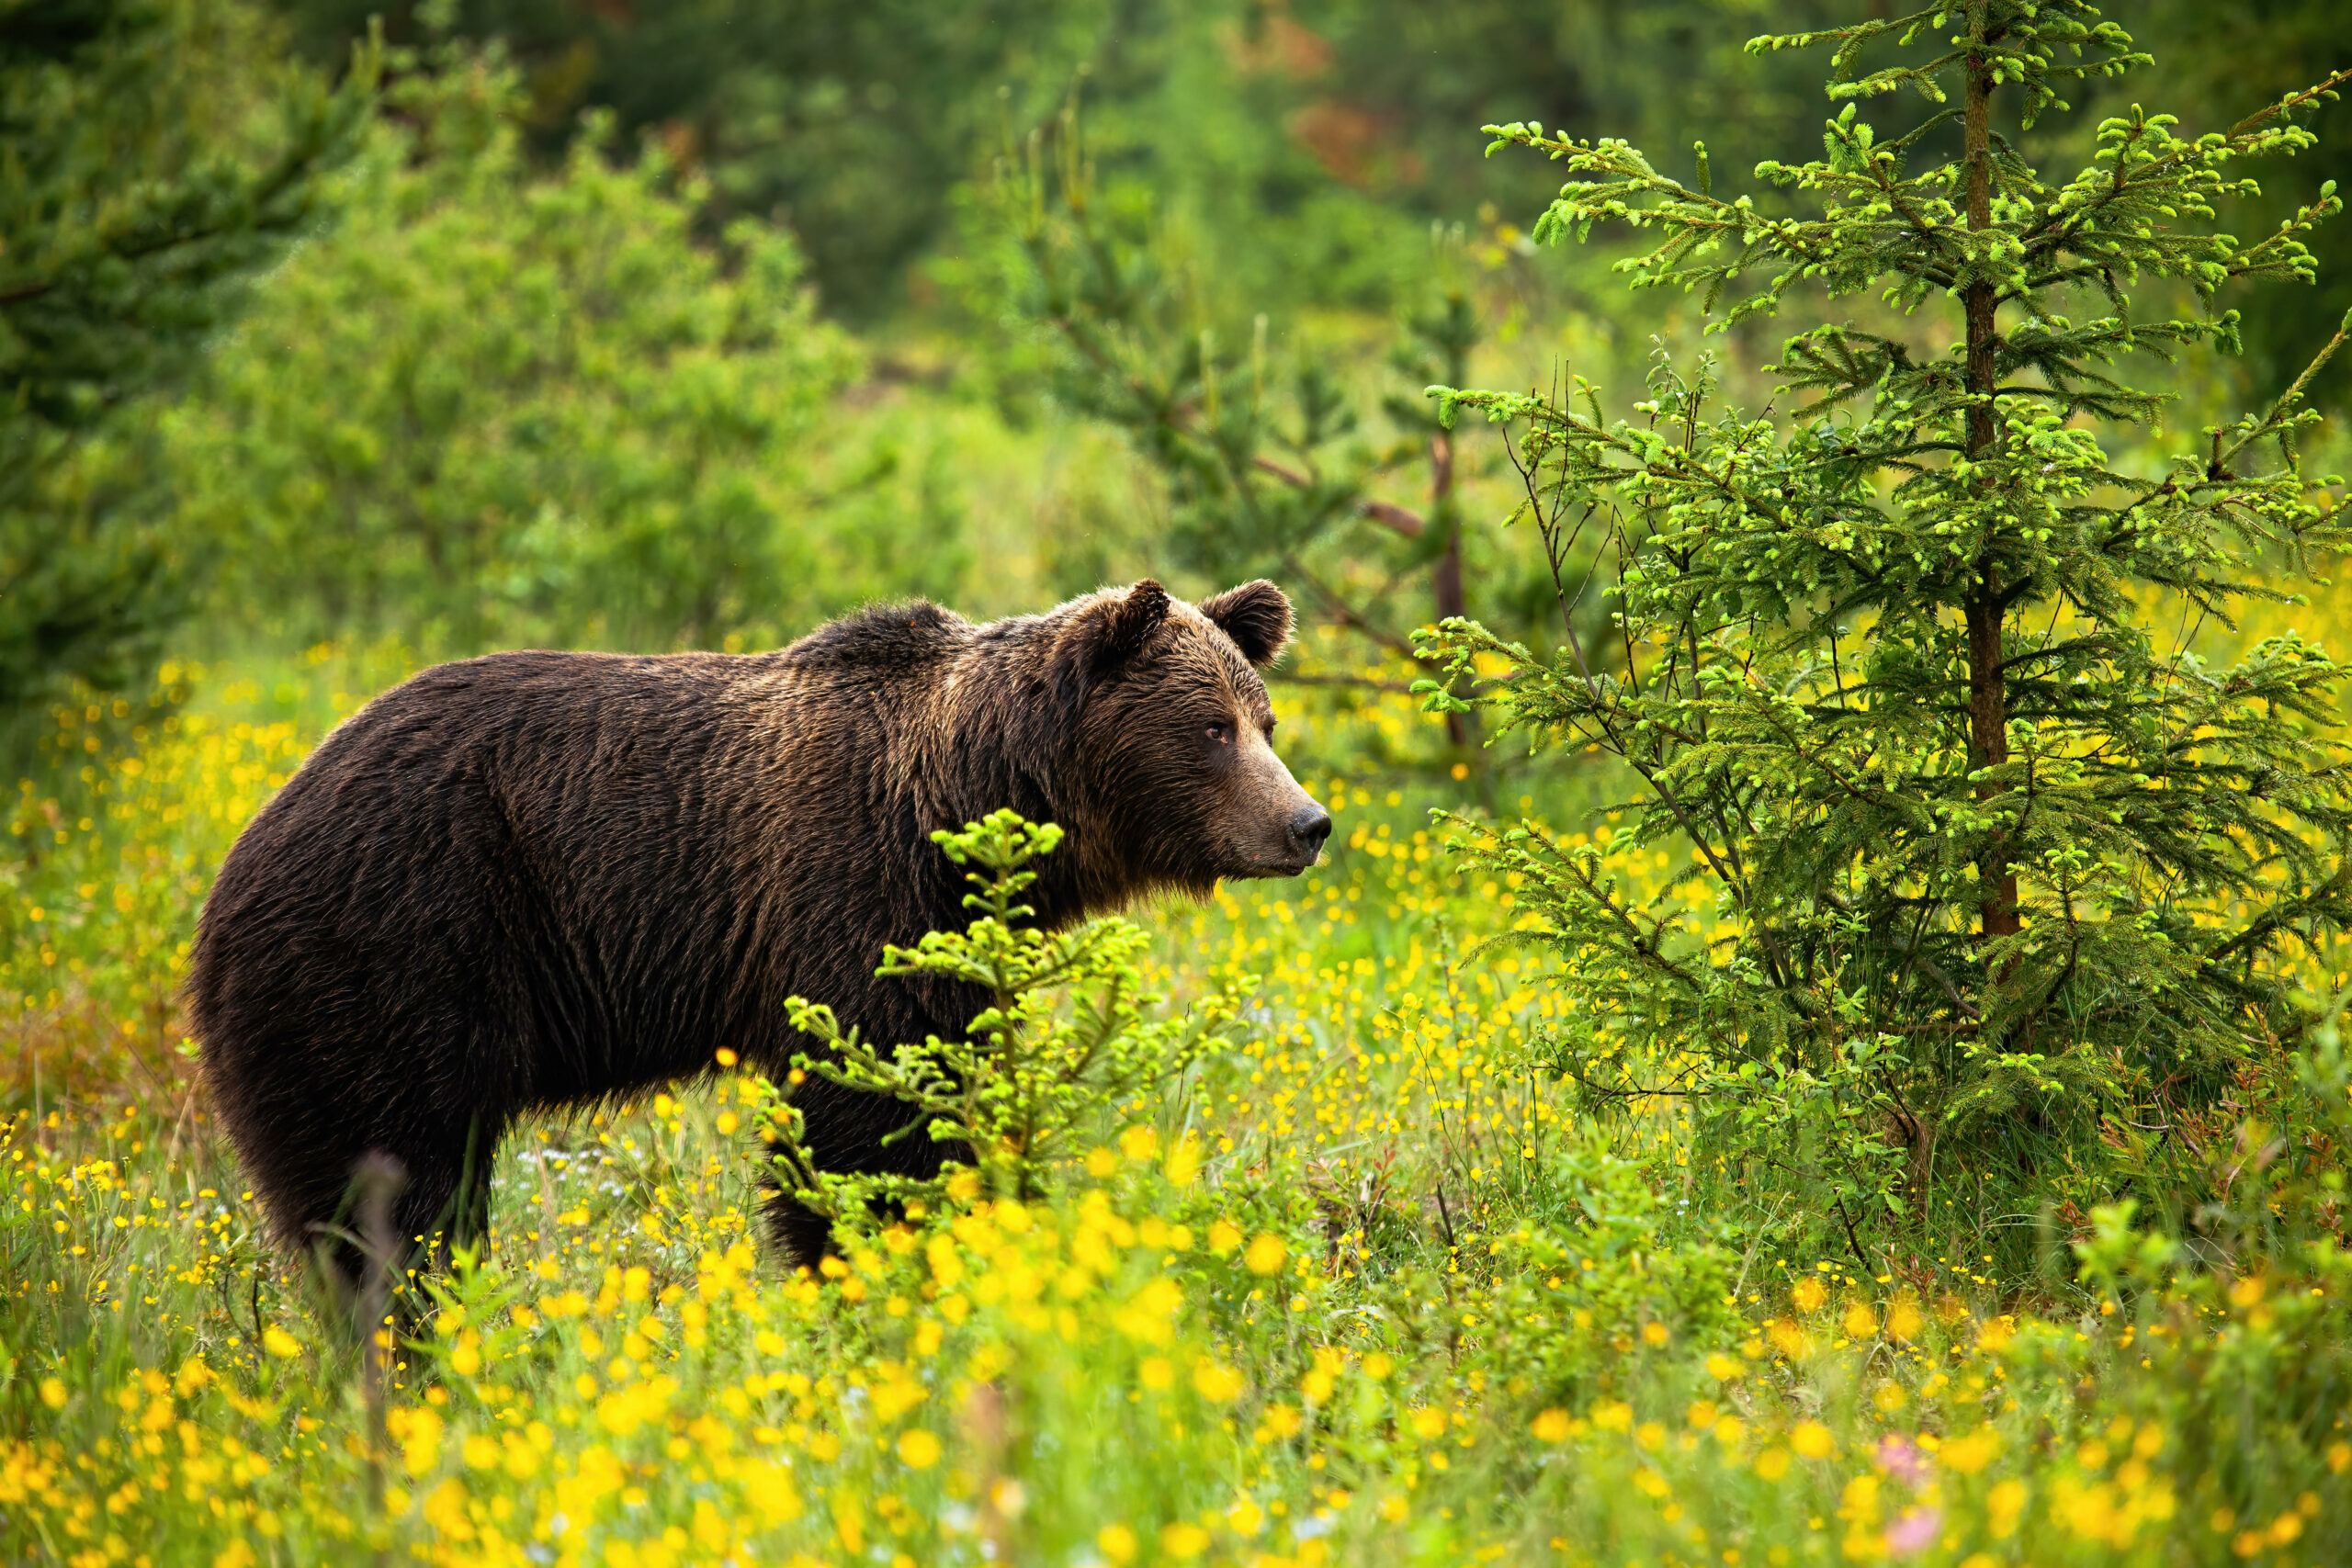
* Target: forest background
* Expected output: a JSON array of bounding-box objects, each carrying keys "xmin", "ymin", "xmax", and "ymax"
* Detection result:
[
  {"xmin": 15, "ymin": 0, "xmax": 2351, "ymax": 716},
  {"xmin": 8, "ymin": 0, "xmax": 2352, "ymax": 1563}
]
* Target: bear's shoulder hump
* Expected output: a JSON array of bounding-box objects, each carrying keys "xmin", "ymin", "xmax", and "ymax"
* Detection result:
[{"xmin": 783, "ymin": 601, "xmax": 969, "ymax": 671}]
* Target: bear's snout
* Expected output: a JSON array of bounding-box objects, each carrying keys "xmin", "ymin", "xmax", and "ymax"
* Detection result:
[
  {"xmin": 1287, "ymin": 803, "xmax": 1332, "ymax": 864},
  {"xmin": 1229, "ymin": 755, "xmax": 1327, "ymax": 877}
]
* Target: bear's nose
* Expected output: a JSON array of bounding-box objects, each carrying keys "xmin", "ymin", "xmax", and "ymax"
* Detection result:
[{"xmin": 1288, "ymin": 804, "xmax": 1332, "ymax": 860}]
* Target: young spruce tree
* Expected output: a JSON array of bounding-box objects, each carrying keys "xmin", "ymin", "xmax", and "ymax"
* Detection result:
[{"xmin": 1419, "ymin": 3, "xmax": 2352, "ymax": 1266}]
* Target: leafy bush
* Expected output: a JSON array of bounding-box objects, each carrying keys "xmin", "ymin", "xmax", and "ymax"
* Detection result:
[
  {"xmin": 155, "ymin": 36, "xmax": 892, "ymax": 656},
  {"xmin": 993, "ymin": 113, "xmax": 1605, "ymax": 780}
]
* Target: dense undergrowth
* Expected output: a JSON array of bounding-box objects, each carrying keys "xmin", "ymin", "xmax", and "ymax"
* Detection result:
[{"xmin": 5, "ymin": 643, "xmax": 2352, "ymax": 1567}]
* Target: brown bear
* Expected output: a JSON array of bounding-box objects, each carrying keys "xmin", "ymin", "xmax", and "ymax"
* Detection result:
[{"xmin": 187, "ymin": 580, "xmax": 1327, "ymax": 1278}]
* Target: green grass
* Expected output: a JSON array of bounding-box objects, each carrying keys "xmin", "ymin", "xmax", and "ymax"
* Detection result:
[{"xmin": 5, "ymin": 653, "xmax": 2352, "ymax": 1568}]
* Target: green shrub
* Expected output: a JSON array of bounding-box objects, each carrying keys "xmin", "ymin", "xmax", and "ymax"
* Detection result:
[{"xmin": 155, "ymin": 36, "xmax": 888, "ymax": 656}]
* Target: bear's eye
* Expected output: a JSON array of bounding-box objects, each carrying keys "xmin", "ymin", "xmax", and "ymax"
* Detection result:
[{"xmin": 1205, "ymin": 722, "xmax": 1230, "ymax": 745}]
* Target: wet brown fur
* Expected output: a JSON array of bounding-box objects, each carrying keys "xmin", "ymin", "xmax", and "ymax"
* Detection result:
[{"xmin": 187, "ymin": 581, "xmax": 1323, "ymax": 1275}]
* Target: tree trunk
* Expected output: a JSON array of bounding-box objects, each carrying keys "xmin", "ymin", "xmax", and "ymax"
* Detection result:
[
  {"xmin": 1963, "ymin": 6, "xmax": 2020, "ymax": 945},
  {"xmin": 1430, "ymin": 430, "xmax": 1474, "ymax": 752},
  {"xmin": 1430, "ymin": 431, "xmax": 1466, "ymax": 625}
]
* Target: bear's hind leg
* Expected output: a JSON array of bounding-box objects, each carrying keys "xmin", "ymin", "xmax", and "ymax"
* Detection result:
[
  {"xmin": 293, "ymin": 1111, "xmax": 507, "ymax": 1319},
  {"xmin": 258, "ymin": 1144, "xmax": 445, "ymax": 1324},
  {"xmin": 762, "ymin": 1187, "xmax": 836, "ymax": 1274},
  {"xmin": 384, "ymin": 1111, "xmax": 505, "ymax": 1275}
]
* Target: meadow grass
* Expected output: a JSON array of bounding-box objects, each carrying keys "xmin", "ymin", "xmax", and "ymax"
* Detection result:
[{"xmin": 6, "ymin": 645, "xmax": 2352, "ymax": 1567}]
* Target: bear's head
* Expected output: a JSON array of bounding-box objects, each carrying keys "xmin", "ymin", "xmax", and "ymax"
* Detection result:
[{"xmin": 1056, "ymin": 579, "xmax": 1330, "ymax": 897}]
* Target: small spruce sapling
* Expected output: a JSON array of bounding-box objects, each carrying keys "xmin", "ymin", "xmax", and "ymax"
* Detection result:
[
  {"xmin": 1418, "ymin": 2, "xmax": 2352, "ymax": 1264},
  {"xmin": 758, "ymin": 811, "xmax": 1242, "ymax": 1231}
]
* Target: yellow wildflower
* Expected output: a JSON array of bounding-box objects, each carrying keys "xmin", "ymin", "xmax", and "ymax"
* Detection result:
[
  {"xmin": 1193, "ymin": 1359, "xmax": 1245, "ymax": 1402},
  {"xmin": 1160, "ymin": 1521, "xmax": 1210, "ymax": 1559},
  {"xmin": 1989, "ymin": 1478, "xmax": 2028, "ymax": 1539},
  {"xmin": 1941, "ymin": 1428, "xmax": 1998, "ymax": 1474},
  {"xmin": 1165, "ymin": 1136, "xmax": 1203, "ymax": 1187}
]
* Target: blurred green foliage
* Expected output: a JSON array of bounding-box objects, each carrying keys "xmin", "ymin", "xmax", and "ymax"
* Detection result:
[
  {"xmin": 0, "ymin": 0, "xmax": 373, "ymax": 728},
  {"xmin": 271, "ymin": 0, "xmax": 1112, "ymax": 321},
  {"xmin": 149, "ymin": 35, "xmax": 923, "ymax": 654},
  {"xmin": 2123, "ymin": 0, "xmax": 2352, "ymax": 400},
  {"xmin": 266, "ymin": 0, "xmax": 1856, "ymax": 321},
  {"xmin": 260, "ymin": 0, "xmax": 2351, "ymax": 391},
  {"xmin": 10, "ymin": 0, "xmax": 2336, "ymax": 713}
]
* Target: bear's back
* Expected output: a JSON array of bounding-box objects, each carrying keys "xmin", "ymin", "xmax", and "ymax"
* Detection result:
[{"xmin": 778, "ymin": 600, "xmax": 968, "ymax": 676}]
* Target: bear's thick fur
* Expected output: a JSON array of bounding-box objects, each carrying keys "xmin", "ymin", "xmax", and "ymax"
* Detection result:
[{"xmin": 187, "ymin": 580, "xmax": 1328, "ymax": 1275}]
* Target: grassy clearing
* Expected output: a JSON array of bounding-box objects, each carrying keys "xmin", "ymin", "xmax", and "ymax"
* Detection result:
[{"xmin": 5, "ymin": 652, "xmax": 2352, "ymax": 1567}]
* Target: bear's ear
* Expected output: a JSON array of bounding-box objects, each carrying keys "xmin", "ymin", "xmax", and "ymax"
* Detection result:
[
  {"xmin": 1199, "ymin": 580, "xmax": 1293, "ymax": 667},
  {"xmin": 1059, "ymin": 579, "xmax": 1170, "ymax": 695},
  {"xmin": 1102, "ymin": 580, "xmax": 1171, "ymax": 667}
]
